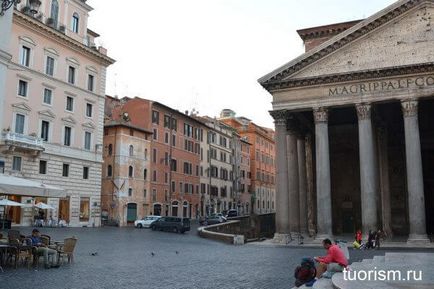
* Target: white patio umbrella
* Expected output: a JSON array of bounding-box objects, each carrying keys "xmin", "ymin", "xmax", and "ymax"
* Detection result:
[
  {"xmin": 0, "ymin": 174, "xmax": 65, "ymax": 198},
  {"xmin": 34, "ymin": 202, "xmax": 55, "ymax": 210},
  {"xmin": 0, "ymin": 198, "xmax": 25, "ymax": 230}
]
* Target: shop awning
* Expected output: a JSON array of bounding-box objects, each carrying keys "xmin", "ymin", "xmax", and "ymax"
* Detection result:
[{"xmin": 0, "ymin": 174, "xmax": 66, "ymax": 198}]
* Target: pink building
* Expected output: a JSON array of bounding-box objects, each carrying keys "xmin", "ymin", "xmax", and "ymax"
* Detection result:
[{"xmin": 0, "ymin": 1, "xmax": 114, "ymax": 227}]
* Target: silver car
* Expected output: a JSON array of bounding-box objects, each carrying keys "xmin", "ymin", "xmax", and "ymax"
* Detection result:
[{"xmin": 134, "ymin": 215, "xmax": 161, "ymax": 228}]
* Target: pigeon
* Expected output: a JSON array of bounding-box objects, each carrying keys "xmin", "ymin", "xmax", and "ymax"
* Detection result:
[
  {"xmin": 151, "ymin": 252, "xmax": 155, "ymax": 257},
  {"xmin": 175, "ymin": 251, "xmax": 179, "ymax": 255},
  {"xmin": 90, "ymin": 252, "xmax": 98, "ymax": 256}
]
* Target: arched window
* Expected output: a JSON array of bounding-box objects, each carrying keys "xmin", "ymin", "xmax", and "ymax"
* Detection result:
[
  {"xmin": 128, "ymin": 166, "xmax": 133, "ymax": 178},
  {"xmin": 107, "ymin": 165, "xmax": 112, "ymax": 177},
  {"xmin": 72, "ymin": 12, "xmax": 79, "ymax": 33},
  {"xmin": 50, "ymin": 0, "xmax": 59, "ymax": 27},
  {"xmin": 143, "ymin": 169, "xmax": 147, "ymax": 180},
  {"xmin": 129, "ymin": 145, "xmax": 134, "ymax": 156},
  {"xmin": 108, "ymin": 144, "xmax": 113, "ymax": 156}
]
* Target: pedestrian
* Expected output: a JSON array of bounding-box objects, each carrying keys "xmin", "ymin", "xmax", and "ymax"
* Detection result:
[
  {"xmin": 294, "ymin": 257, "xmax": 316, "ymax": 287},
  {"xmin": 375, "ymin": 230, "xmax": 382, "ymax": 249},
  {"xmin": 355, "ymin": 229, "xmax": 362, "ymax": 245},
  {"xmin": 314, "ymin": 239, "xmax": 348, "ymax": 278},
  {"xmin": 367, "ymin": 230, "xmax": 375, "ymax": 249}
]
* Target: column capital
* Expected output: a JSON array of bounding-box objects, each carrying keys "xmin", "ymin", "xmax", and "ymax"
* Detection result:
[
  {"xmin": 401, "ymin": 99, "xmax": 418, "ymax": 118},
  {"xmin": 313, "ymin": 107, "xmax": 328, "ymax": 123},
  {"xmin": 356, "ymin": 103, "xmax": 372, "ymax": 120},
  {"xmin": 270, "ymin": 110, "xmax": 289, "ymax": 126}
]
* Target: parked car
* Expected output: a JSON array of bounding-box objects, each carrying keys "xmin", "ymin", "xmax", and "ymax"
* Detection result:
[
  {"xmin": 150, "ymin": 217, "xmax": 190, "ymax": 233},
  {"xmin": 134, "ymin": 215, "xmax": 161, "ymax": 228},
  {"xmin": 226, "ymin": 209, "xmax": 238, "ymax": 218},
  {"xmin": 206, "ymin": 214, "xmax": 227, "ymax": 225}
]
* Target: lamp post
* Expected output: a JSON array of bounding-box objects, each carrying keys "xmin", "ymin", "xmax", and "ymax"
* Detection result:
[{"xmin": 0, "ymin": 0, "xmax": 18, "ymax": 16}]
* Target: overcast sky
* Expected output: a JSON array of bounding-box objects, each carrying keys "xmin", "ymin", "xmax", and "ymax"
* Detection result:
[{"xmin": 87, "ymin": 0, "xmax": 396, "ymax": 128}]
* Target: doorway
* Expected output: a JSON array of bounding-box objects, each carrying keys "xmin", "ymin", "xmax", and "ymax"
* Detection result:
[{"xmin": 127, "ymin": 203, "xmax": 137, "ymax": 223}]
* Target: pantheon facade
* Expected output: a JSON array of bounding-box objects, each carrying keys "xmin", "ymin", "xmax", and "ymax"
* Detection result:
[{"xmin": 260, "ymin": 0, "xmax": 434, "ymax": 243}]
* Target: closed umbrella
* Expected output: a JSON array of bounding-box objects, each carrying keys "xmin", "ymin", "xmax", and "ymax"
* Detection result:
[{"xmin": 34, "ymin": 202, "xmax": 55, "ymax": 210}]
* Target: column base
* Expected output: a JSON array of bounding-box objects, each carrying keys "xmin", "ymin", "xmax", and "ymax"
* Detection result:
[
  {"xmin": 312, "ymin": 234, "xmax": 333, "ymax": 244},
  {"xmin": 407, "ymin": 234, "xmax": 430, "ymax": 245},
  {"xmin": 273, "ymin": 233, "xmax": 292, "ymax": 244}
]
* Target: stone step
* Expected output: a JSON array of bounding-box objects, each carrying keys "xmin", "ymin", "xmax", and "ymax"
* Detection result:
[
  {"xmin": 332, "ymin": 272, "xmax": 397, "ymax": 289},
  {"xmin": 362, "ymin": 258, "xmax": 373, "ymax": 264},
  {"xmin": 372, "ymin": 255, "xmax": 385, "ymax": 264},
  {"xmin": 313, "ymin": 278, "xmax": 333, "ymax": 289},
  {"xmin": 385, "ymin": 252, "xmax": 434, "ymax": 265}
]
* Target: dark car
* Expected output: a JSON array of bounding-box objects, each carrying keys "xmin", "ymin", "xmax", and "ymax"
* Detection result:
[
  {"xmin": 226, "ymin": 209, "xmax": 238, "ymax": 218},
  {"xmin": 150, "ymin": 217, "xmax": 190, "ymax": 233}
]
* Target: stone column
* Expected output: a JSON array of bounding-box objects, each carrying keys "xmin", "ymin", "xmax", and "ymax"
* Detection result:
[
  {"xmin": 377, "ymin": 126, "xmax": 392, "ymax": 238},
  {"xmin": 313, "ymin": 107, "xmax": 332, "ymax": 239},
  {"xmin": 298, "ymin": 136, "xmax": 308, "ymax": 235},
  {"xmin": 270, "ymin": 110, "xmax": 290, "ymax": 243},
  {"xmin": 401, "ymin": 100, "xmax": 429, "ymax": 243},
  {"xmin": 286, "ymin": 118, "xmax": 300, "ymax": 235},
  {"xmin": 356, "ymin": 103, "xmax": 379, "ymax": 233},
  {"xmin": 305, "ymin": 134, "xmax": 316, "ymax": 237}
]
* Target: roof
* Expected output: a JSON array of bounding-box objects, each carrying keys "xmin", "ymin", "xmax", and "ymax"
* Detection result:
[
  {"xmin": 297, "ymin": 20, "xmax": 362, "ymax": 41},
  {"xmin": 259, "ymin": 0, "xmax": 418, "ymax": 89},
  {"xmin": 104, "ymin": 120, "xmax": 153, "ymax": 134},
  {"xmin": 152, "ymin": 101, "xmax": 208, "ymax": 127}
]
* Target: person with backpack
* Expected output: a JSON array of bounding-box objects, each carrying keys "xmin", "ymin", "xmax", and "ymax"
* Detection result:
[
  {"xmin": 314, "ymin": 239, "xmax": 348, "ymax": 278},
  {"xmin": 294, "ymin": 257, "xmax": 316, "ymax": 287}
]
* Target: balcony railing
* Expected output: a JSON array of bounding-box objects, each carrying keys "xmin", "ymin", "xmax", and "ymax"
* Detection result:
[{"xmin": 1, "ymin": 131, "xmax": 44, "ymax": 149}]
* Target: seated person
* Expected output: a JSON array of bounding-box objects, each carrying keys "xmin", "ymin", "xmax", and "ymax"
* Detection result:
[
  {"xmin": 314, "ymin": 239, "xmax": 348, "ymax": 278},
  {"xmin": 30, "ymin": 229, "xmax": 58, "ymax": 268}
]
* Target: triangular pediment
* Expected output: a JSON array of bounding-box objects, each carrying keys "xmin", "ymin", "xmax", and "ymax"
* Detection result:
[
  {"xmin": 11, "ymin": 102, "xmax": 31, "ymax": 112},
  {"xmin": 38, "ymin": 110, "xmax": 56, "ymax": 119},
  {"xmin": 61, "ymin": 116, "xmax": 76, "ymax": 125},
  {"xmin": 260, "ymin": 0, "xmax": 434, "ymax": 87}
]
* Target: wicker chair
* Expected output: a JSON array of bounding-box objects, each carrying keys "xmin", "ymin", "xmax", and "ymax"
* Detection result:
[{"xmin": 57, "ymin": 237, "xmax": 77, "ymax": 264}]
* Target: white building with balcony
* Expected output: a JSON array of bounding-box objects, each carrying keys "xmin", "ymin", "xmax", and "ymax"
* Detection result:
[{"xmin": 0, "ymin": 0, "xmax": 115, "ymax": 227}]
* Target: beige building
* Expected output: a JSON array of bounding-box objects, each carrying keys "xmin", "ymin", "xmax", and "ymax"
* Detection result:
[
  {"xmin": 0, "ymin": 1, "xmax": 114, "ymax": 226},
  {"xmin": 101, "ymin": 120, "xmax": 152, "ymax": 226},
  {"xmin": 261, "ymin": 0, "xmax": 434, "ymax": 243}
]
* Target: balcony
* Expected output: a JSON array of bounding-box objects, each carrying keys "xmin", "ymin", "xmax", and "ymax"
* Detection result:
[{"xmin": 0, "ymin": 132, "xmax": 45, "ymax": 155}]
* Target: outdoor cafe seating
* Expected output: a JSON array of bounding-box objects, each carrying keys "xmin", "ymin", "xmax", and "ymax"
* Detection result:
[{"xmin": 0, "ymin": 229, "xmax": 77, "ymax": 271}]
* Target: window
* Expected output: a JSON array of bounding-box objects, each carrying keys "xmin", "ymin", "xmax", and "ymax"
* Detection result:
[
  {"xmin": 83, "ymin": 167, "xmax": 89, "ymax": 179},
  {"xmin": 152, "ymin": 170, "xmax": 157, "ymax": 182},
  {"xmin": 64, "ymin": 126, "xmax": 72, "ymax": 146},
  {"xmin": 12, "ymin": 156, "xmax": 22, "ymax": 171},
  {"xmin": 46, "ymin": 56, "xmax": 55, "ymax": 76},
  {"xmin": 43, "ymin": 88, "xmax": 52, "ymax": 105},
  {"xmin": 66, "ymin": 96, "xmax": 74, "ymax": 112},
  {"xmin": 68, "ymin": 66, "xmax": 75, "ymax": 84},
  {"xmin": 165, "ymin": 172, "xmax": 168, "ymax": 183},
  {"xmin": 171, "ymin": 181, "xmax": 175, "ymax": 192},
  {"xmin": 164, "ymin": 132, "xmax": 169, "ymax": 144},
  {"xmin": 108, "ymin": 144, "xmax": 113, "ymax": 156},
  {"xmin": 164, "ymin": 152, "xmax": 169, "ymax": 165},
  {"xmin": 84, "ymin": 132, "xmax": 91, "ymax": 150},
  {"xmin": 50, "ymin": 0, "xmax": 59, "ymax": 27},
  {"xmin": 41, "ymin": 120, "xmax": 50, "ymax": 141},
  {"xmin": 152, "ymin": 110, "xmax": 159, "ymax": 124},
  {"xmin": 129, "ymin": 145, "xmax": 134, "ymax": 156},
  {"xmin": 164, "ymin": 115, "xmax": 171, "ymax": 128},
  {"xmin": 107, "ymin": 165, "xmax": 112, "ymax": 177},
  {"xmin": 20, "ymin": 46, "xmax": 30, "ymax": 67},
  {"xmin": 129, "ymin": 166, "xmax": 133, "ymax": 178},
  {"xmin": 170, "ymin": 159, "xmax": 177, "ymax": 171},
  {"xmin": 0, "ymin": 161, "xmax": 5, "ymax": 174},
  {"xmin": 144, "ymin": 189, "xmax": 147, "ymax": 198},
  {"xmin": 152, "ymin": 149, "xmax": 157, "ymax": 163},
  {"xmin": 87, "ymin": 74, "xmax": 94, "ymax": 91},
  {"xmin": 62, "ymin": 164, "xmax": 69, "ymax": 177},
  {"xmin": 128, "ymin": 188, "xmax": 132, "ymax": 197},
  {"xmin": 86, "ymin": 103, "xmax": 93, "ymax": 117},
  {"xmin": 15, "ymin": 114, "xmax": 25, "ymax": 134},
  {"xmin": 153, "ymin": 129, "xmax": 157, "ymax": 140},
  {"xmin": 172, "ymin": 135, "xmax": 176, "ymax": 147},
  {"xmin": 79, "ymin": 197, "xmax": 90, "ymax": 222},
  {"xmin": 72, "ymin": 13, "xmax": 79, "ymax": 33},
  {"xmin": 18, "ymin": 80, "xmax": 28, "ymax": 97},
  {"xmin": 144, "ymin": 169, "xmax": 147, "ymax": 180}
]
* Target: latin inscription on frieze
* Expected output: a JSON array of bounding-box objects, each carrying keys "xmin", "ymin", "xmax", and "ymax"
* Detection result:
[{"xmin": 329, "ymin": 76, "xmax": 434, "ymax": 96}]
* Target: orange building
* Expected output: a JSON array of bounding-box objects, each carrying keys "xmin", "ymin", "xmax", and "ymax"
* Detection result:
[
  {"xmin": 220, "ymin": 110, "xmax": 275, "ymax": 214},
  {"xmin": 105, "ymin": 97, "xmax": 203, "ymax": 219}
]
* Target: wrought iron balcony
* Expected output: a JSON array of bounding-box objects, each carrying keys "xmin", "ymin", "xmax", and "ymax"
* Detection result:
[{"xmin": 0, "ymin": 131, "xmax": 45, "ymax": 154}]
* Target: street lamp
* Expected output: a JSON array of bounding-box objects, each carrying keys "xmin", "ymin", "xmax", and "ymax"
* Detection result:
[{"xmin": 0, "ymin": 0, "xmax": 19, "ymax": 16}]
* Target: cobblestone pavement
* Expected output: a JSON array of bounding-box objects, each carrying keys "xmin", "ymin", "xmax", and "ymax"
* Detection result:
[{"xmin": 2, "ymin": 226, "xmax": 432, "ymax": 289}]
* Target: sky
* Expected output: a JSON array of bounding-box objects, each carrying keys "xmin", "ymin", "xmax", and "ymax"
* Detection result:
[{"xmin": 86, "ymin": 0, "xmax": 396, "ymax": 128}]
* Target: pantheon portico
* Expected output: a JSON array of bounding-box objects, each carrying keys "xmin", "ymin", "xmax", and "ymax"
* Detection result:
[{"xmin": 260, "ymin": 0, "xmax": 434, "ymax": 244}]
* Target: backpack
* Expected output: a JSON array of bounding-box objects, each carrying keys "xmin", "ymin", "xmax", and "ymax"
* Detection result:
[{"xmin": 294, "ymin": 257, "xmax": 316, "ymax": 287}]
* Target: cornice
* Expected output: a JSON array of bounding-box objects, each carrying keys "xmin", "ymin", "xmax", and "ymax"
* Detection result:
[
  {"xmin": 260, "ymin": 0, "xmax": 426, "ymax": 87},
  {"xmin": 263, "ymin": 62, "xmax": 434, "ymax": 91},
  {"xmin": 13, "ymin": 10, "xmax": 115, "ymax": 67}
]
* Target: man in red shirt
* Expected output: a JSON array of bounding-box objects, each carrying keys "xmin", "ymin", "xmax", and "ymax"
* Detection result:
[{"xmin": 314, "ymin": 239, "xmax": 348, "ymax": 278}]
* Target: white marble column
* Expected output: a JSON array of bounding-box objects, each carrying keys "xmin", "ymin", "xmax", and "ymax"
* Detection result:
[
  {"xmin": 270, "ymin": 110, "xmax": 290, "ymax": 242},
  {"xmin": 286, "ymin": 118, "xmax": 300, "ymax": 235},
  {"xmin": 356, "ymin": 103, "xmax": 379, "ymax": 233},
  {"xmin": 377, "ymin": 125, "xmax": 392, "ymax": 237},
  {"xmin": 313, "ymin": 107, "xmax": 333, "ymax": 239},
  {"xmin": 401, "ymin": 100, "xmax": 429, "ymax": 243},
  {"xmin": 298, "ymin": 136, "xmax": 308, "ymax": 235},
  {"xmin": 305, "ymin": 134, "xmax": 316, "ymax": 237}
]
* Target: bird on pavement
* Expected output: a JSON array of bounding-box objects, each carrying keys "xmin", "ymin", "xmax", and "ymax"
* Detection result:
[
  {"xmin": 175, "ymin": 251, "xmax": 179, "ymax": 254},
  {"xmin": 151, "ymin": 252, "xmax": 155, "ymax": 257}
]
